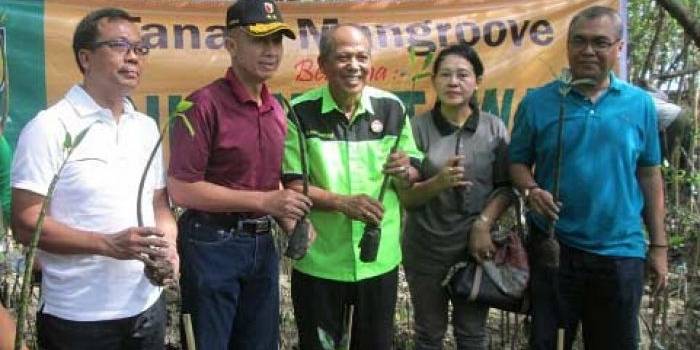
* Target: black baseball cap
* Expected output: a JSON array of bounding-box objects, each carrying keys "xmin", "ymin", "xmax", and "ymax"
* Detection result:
[{"xmin": 226, "ymin": 0, "xmax": 296, "ymax": 39}]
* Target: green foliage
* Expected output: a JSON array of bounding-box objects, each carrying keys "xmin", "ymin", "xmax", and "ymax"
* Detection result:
[
  {"xmin": 407, "ymin": 46, "xmax": 433, "ymax": 84},
  {"xmin": 62, "ymin": 132, "xmax": 71, "ymax": 151},
  {"xmin": 172, "ymin": 100, "xmax": 195, "ymax": 136},
  {"xmin": 408, "ymin": 45, "xmax": 417, "ymax": 66},
  {"xmin": 556, "ymin": 68, "xmax": 597, "ymax": 96},
  {"xmin": 404, "ymin": 45, "xmax": 434, "ymax": 118},
  {"xmin": 317, "ymin": 327, "xmax": 335, "ymax": 350},
  {"xmin": 136, "ymin": 99, "xmax": 194, "ymax": 227},
  {"xmin": 627, "ymin": 0, "xmax": 699, "ymax": 86},
  {"xmin": 15, "ymin": 124, "xmax": 94, "ymax": 350},
  {"xmin": 411, "ymin": 71, "xmax": 432, "ymax": 83},
  {"xmin": 421, "ymin": 50, "xmax": 434, "ymax": 71}
]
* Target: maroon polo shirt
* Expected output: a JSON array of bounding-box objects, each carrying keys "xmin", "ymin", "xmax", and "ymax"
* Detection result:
[{"xmin": 169, "ymin": 68, "xmax": 286, "ymax": 211}]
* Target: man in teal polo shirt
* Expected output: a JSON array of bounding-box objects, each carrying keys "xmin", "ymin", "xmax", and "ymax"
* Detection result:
[
  {"xmin": 509, "ymin": 6, "xmax": 667, "ymax": 350},
  {"xmin": 282, "ymin": 24, "xmax": 422, "ymax": 350}
]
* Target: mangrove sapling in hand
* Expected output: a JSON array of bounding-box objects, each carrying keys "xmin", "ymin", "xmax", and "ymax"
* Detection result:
[
  {"xmin": 281, "ymin": 96, "xmax": 313, "ymax": 260},
  {"xmin": 533, "ymin": 68, "xmax": 596, "ymax": 269},
  {"xmin": 359, "ymin": 46, "xmax": 433, "ymax": 262},
  {"xmin": 138, "ymin": 99, "xmax": 194, "ymax": 286},
  {"xmin": 14, "ymin": 124, "xmax": 94, "ymax": 350}
]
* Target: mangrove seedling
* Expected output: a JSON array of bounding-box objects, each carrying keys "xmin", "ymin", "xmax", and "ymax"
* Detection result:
[{"xmin": 137, "ymin": 99, "xmax": 194, "ymax": 287}]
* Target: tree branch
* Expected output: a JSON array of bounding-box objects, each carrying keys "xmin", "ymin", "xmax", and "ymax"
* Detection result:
[
  {"xmin": 656, "ymin": 0, "xmax": 700, "ymax": 48},
  {"xmin": 641, "ymin": 6, "xmax": 666, "ymax": 81},
  {"xmin": 653, "ymin": 66, "xmax": 700, "ymax": 80}
]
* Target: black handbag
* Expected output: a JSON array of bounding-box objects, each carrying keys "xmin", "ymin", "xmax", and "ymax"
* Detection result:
[{"xmin": 442, "ymin": 196, "xmax": 530, "ymax": 313}]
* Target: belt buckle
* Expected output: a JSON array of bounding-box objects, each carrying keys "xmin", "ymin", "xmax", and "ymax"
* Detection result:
[{"xmin": 238, "ymin": 217, "xmax": 270, "ymax": 234}]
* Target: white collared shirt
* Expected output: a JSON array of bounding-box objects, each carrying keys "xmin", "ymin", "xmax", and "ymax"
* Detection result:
[{"xmin": 12, "ymin": 85, "xmax": 165, "ymax": 321}]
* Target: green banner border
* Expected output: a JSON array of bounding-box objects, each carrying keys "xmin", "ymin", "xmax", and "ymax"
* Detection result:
[{"xmin": 3, "ymin": 0, "xmax": 45, "ymax": 148}]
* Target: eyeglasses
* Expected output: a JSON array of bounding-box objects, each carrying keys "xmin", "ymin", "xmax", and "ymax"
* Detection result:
[
  {"xmin": 92, "ymin": 39, "xmax": 149, "ymax": 56},
  {"xmin": 569, "ymin": 37, "xmax": 620, "ymax": 52}
]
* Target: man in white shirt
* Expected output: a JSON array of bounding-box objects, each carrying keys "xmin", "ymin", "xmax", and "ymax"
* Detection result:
[{"xmin": 11, "ymin": 7, "xmax": 177, "ymax": 350}]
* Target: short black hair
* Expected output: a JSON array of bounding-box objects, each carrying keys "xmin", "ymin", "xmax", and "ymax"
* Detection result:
[
  {"xmin": 568, "ymin": 6, "xmax": 623, "ymax": 40},
  {"xmin": 72, "ymin": 7, "xmax": 136, "ymax": 73},
  {"xmin": 432, "ymin": 43, "xmax": 484, "ymax": 79}
]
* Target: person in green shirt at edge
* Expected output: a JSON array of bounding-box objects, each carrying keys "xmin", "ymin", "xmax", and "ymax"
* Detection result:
[
  {"xmin": 282, "ymin": 24, "xmax": 423, "ymax": 350},
  {"xmin": 0, "ymin": 132, "xmax": 11, "ymax": 227}
]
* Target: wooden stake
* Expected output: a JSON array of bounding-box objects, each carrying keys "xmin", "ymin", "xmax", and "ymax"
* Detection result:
[
  {"xmin": 183, "ymin": 313, "xmax": 196, "ymax": 350},
  {"xmin": 556, "ymin": 328, "xmax": 565, "ymax": 350},
  {"xmin": 345, "ymin": 305, "xmax": 354, "ymax": 350}
]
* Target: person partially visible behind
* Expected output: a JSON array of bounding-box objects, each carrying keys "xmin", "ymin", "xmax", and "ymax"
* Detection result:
[
  {"xmin": 0, "ymin": 132, "xmax": 11, "ymax": 226},
  {"xmin": 400, "ymin": 43, "xmax": 513, "ymax": 350},
  {"xmin": 11, "ymin": 8, "xmax": 177, "ymax": 350},
  {"xmin": 509, "ymin": 6, "xmax": 667, "ymax": 350},
  {"xmin": 0, "ymin": 305, "xmax": 27, "ymax": 350}
]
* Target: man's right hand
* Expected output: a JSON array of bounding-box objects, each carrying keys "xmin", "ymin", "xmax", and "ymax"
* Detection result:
[
  {"xmin": 339, "ymin": 194, "xmax": 384, "ymax": 226},
  {"xmin": 102, "ymin": 227, "xmax": 169, "ymax": 261},
  {"xmin": 261, "ymin": 189, "xmax": 312, "ymax": 221},
  {"xmin": 527, "ymin": 187, "xmax": 561, "ymax": 221}
]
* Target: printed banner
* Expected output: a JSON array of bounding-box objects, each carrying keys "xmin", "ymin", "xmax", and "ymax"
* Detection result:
[{"xmin": 3, "ymin": 0, "xmax": 622, "ymax": 146}]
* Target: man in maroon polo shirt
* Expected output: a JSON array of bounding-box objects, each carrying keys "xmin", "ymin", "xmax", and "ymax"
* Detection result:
[{"xmin": 167, "ymin": 1, "xmax": 311, "ymax": 349}]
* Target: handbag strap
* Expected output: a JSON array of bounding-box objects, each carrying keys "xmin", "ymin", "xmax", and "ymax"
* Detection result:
[
  {"xmin": 515, "ymin": 188, "xmax": 528, "ymax": 242},
  {"xmin": 469, "ymin": 265, "xmax": 484, "ymax": 301}
]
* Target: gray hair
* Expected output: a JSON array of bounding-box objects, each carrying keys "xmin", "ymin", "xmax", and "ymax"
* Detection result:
[
  {"xmin": 318, "ymin": 24, "xmax": 371, "ymax": 63},
  {"xmin": 568, "ymin": 6, "xmax": 623, "ymax": 40}
]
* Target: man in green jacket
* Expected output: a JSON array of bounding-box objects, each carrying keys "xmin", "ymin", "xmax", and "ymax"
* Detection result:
[{"xmin": 282, "ymin": 24, "xmax": 422, "ymax": 350}]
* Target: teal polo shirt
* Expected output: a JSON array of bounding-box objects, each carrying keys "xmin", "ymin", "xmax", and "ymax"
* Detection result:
[
  {"xmin": 509, "ymin": 73, "xmax": 661, "ymax": 258},
  {"xmin": 282, "ymin": 85, "xmax": 423, "ymax": 282}
]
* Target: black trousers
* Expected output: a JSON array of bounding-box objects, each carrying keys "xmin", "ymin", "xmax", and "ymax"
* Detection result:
[
  {"xmin": 37, "ymin": 295, "xmax": 166, "ymax": 350},
  {"xmin": 291, "ymin": 267, "xmax": 398, "ymax": 350},
  {"xmin": 528, "ymin": 237, "xmax": 644, "ymax": 350}
]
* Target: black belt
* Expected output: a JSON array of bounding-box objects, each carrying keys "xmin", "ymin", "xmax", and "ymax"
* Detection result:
[{"xmin": 189, "ymin": 211, "xmax": 272, "ymax": 235}]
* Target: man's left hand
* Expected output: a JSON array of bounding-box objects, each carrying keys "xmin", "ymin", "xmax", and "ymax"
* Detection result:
[
  {"xmin": 648, "ymin": 246, "xmax": 668, "ymax": 296},
  {"xmin": 383, "ymin": 151, "xmax": 412, "ymax": 188}
]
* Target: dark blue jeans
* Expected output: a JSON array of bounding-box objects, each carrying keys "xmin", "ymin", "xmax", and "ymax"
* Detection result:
[
  {"xmin": 178, "ymin": 212, "xmax": 279, "ymax": 350},
  {"xmin": 37, "ymin": 294, "xmax": 165, "ymax": 350},
  {"xmin": 529, "ymin": 239, "xmax": 645, "ymax": 350}
]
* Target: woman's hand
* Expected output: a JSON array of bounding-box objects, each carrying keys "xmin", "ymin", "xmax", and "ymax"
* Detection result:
[
  {"xmin": 435, "ymin": 155, "xmax": 472, "ymax": 190},
  {"xmin": 468, "ymin": 217, "xmax": 496, "ymax": 264}
]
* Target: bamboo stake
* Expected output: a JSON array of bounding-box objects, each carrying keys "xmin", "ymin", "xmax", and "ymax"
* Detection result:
[
  {"xmin": 345, "ymin": 305, "xmax": 354, "ymax": 350},
  {"xmin": 556, "ymin": 328, "xmax": 565, "ymax": 350},
  {"xmin": 183, "ymin": 313, "xmax": 196, "ymax": 350},
  {"xmin": 14, "ymin": 125, "xmax": 94, "ymax": 350}
]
